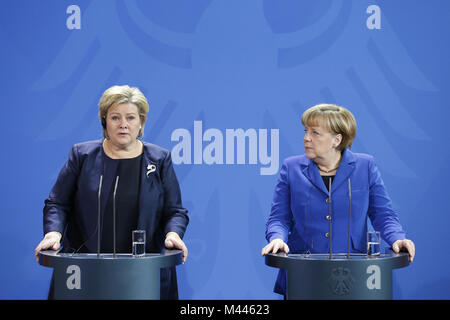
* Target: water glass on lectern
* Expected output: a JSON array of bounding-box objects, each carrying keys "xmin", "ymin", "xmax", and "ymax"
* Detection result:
[
  {"xmin": 132, "ymin": 230, "xmax": 146, "ymax": 257},
  {"xmin": 367, "ymin": 231, "xmax": 381, "ymax": 256}
]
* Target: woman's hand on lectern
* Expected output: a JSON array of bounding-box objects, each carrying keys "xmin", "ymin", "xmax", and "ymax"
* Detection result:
[
  {"xmin": 35, "ymin": 231, "xmax": 62, "ymax": 262},
  {"xmin": 392, "ymin": 238, "xmax": 415, "ymax": 262},
  {"xmin": 165, "ymin": 232, "xmax": 188, "ymax": 264},
  {"xmin": 261, "ymin": 238, "xmax": 290, "ymax": 256}
]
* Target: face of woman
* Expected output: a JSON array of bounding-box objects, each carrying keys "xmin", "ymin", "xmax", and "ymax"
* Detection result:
[
  {"xmin": 303, "ymin": 124, "xmax": 341, "ymax": 161},
  {"xmin": 105, "ymin": 102, "xmax": 141, "ymax": 149}
]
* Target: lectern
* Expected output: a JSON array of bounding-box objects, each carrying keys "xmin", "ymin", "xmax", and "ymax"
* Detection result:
[
  {"xmin": 39, "ymin": 250, "xmax": 182, "ymax": 299},
  {"xmin": 265, "ymin": 252, "xmax": 409, "ymax": 299}
]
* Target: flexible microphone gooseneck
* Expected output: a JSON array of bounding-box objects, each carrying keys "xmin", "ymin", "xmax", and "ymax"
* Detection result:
[
  {"xmin": 112, "ymin": 176, "xmax": 119, "ymax": 258},
  {"xmin": 71, "ymin": 175, "xmax": 103, "ymax": 257},
  {"xmin": 347, "ymin": 178, "xmax": 352, "ymax": 259},
  {"xmin": 97, "ymin": 175, "xmax": 104, "ymax": 257},
  {"xmin": 327, "ymin": 177, "xmax": 333, "ymax": 260}
]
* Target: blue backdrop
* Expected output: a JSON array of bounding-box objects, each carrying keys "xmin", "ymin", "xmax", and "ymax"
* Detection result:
[{"xmin": 1, "ymin": 0, "xmax": 449, "ymax": 299}]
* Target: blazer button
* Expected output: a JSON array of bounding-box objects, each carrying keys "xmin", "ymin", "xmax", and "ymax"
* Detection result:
[
  {"xmin": 326, "ymin": 198, "xmax": 331, "ymax": 204},
  {"xmin": 326, "ymin": 215, "xmax": 331, "ymax": 221},
  {"xmin": 325, "ymin": 232, "xmax": 330, "ymax": 238}
]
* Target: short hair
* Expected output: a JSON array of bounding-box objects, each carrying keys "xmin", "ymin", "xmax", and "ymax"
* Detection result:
[
  {"xmin": 98, "ymin": 85, "xmax": 149, "ymax": 138},
  {"xmin": 301, "ymin": 104, "xmax": 357, "ymax": 151}
]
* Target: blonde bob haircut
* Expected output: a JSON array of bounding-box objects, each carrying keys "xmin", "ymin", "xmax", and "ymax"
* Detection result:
[
  {"xmin": 301, "ymin": 103, "xmax": 357, "ymax": 152},
  {"xmin": 98, "ymin": 85, "xmax": 149, "ymax": 138}
]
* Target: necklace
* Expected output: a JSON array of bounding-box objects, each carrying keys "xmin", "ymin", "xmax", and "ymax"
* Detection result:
[
  {"xmin": 317, "ymin": 165, "xmax": 339, "ymax": 173},
  {"xmin": 103, "ymin": 139, "xmax": 141, "ymax": 159}
]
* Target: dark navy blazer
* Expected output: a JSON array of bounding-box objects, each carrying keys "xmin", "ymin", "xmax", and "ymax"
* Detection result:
[
  {"xmin": 266, "ymin": 148, "xmax": 406, "ymax": 295},
  {"xmin": 43, "ymin": 139, "xmax": 189, "ymax": 299}
]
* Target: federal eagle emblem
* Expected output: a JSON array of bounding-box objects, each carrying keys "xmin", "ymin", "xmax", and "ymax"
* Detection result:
[{"xmin": 328, "ymin": 267, "xmax": 355, "ymax": 296}]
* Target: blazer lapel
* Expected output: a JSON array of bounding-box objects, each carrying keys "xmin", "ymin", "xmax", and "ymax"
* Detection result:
[
  {"xmin": 331, "ymin": 148, "xmax": 356, "ymax": 192},
  {"xmin": 301, "ymin": 149, "xmax": 356, "ymax": 195},
  {"xmin": 137, "ymin": 146, "xmax": 158, "ymax": 229},
  {"xmin": 302, "ymin": 158, "xmax": 329, "ymax": 195}
]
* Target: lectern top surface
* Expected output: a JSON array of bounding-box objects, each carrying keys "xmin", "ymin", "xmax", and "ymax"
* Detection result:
[
  {"xmin": 265, "ymin": 252, "xmax": 409, "ymax": 270},
  {"xmin": 39, "ymin": 250, "xmax": 181, "ymax": 259},
  {"xmin": 286, "ymin": 253, "xmax": 395, "ymax": 260},
  {"xmin": 38, "ymin": 249, "xmax": 183, "ymax": 268},
  {"xmin": 56, "ymin": 253, "xmax": 163, "ymax": 259}
]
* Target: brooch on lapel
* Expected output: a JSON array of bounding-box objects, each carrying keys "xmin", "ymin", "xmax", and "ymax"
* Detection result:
[{"xmin": 146, "ymin": 164, "xmax": 156, "ymax": 177}]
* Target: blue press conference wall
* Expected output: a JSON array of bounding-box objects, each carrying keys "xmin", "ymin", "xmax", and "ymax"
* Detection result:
[{"xmin": 1, "ymin": 0, "xmax": 449, "ymax": 299}]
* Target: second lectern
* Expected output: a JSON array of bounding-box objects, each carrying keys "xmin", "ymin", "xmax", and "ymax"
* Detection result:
[{"xmin": 265, "ymin": 252, "xmax": 409, "ymax": 299}]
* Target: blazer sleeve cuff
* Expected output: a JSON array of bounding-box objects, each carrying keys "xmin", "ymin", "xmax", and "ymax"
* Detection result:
[
  {"xmin": 385, "ymin": 233, "xmax": 406, "ymax": 247},
  {"xmin": 267, "ymin": 232, "xmax": 288, "ymax": 243}
]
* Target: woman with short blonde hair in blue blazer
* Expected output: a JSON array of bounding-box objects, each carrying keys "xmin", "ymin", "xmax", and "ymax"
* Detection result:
[{"xmin": 262, "ymin": 104, "xmax": 415, "ymax": 297}]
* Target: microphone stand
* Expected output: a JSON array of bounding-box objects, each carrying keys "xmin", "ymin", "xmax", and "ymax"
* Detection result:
[
  {"xmin": 112, "ymin": 176, "xmax": 119, "ymax": 258},
  {"xmin": 347, "ymin": 178, "xmax": 352, "ymax": 259},
  {"xmin": 97, "ymin": 175, "xmax": 103, "ymax": 258},
  {"xmin": 327, "ymin": 177, "xmax": 333, "ymax": 260}
]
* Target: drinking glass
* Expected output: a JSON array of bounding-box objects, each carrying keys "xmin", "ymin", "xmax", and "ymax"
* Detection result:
[
  {"xmin": 367, "ymin": 231, "xmax": 381, "ymax": 256},
  {"xmin": 132, "ymin": 230, "xmax": 146, "ymax": 257}
]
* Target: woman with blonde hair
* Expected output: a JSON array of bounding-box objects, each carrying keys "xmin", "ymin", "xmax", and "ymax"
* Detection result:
[
  {"xmin": 262, "ymin": 103, "xmax": 415, "ymax": 297},
  {"xmin": 35, "ymin": 85, "xmax": 189, "ymax": 299}
]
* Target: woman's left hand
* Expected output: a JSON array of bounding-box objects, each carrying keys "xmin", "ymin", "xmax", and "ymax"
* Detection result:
[
  {"xmin": 392, "ymin": 239, "xmax": 415, "ymax": 262},
  {"xmin": 165, "ymin": 232, "xmax": 188, "ymax": 264}
]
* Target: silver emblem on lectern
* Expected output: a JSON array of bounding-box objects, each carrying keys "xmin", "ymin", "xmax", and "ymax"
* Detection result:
[{"xmin": 328, "ymin": 267, "xmax": 355, "ymax": 296}]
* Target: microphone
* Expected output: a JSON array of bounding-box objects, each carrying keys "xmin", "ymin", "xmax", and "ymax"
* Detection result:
[
  {"xmin": 327, "ymin": 176, "xmax": 333, "ymax": 259},
  {"xmin": 347, "ymin": 178, "xmax": 352, "ymax": 259},
  {"xmin": 112, "ymin": 176, "xmax": 119, "ymax": 258},
  {"xmin": 72, "ymin": 175, "xmax": 103, "ymax": 256},
  {"xmin": 97, "ymin": 175, "xmax": 104, "ymax": 257}
]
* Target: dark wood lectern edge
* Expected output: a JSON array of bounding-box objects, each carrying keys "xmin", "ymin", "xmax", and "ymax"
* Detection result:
[
  {"xmin": 38, "ymin": 249, "xmax": 183, "ymax": 269},
  {"xmin": 264, "ymin": 252, "xmax": 410, "ymax": 270}
]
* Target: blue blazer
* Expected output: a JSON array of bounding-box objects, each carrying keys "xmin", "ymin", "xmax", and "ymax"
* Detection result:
[
  {"xmin": 265, "ymin": 148, "xmax": 406, "ymax": 295},
  {"xmin": 43, "ymin": 139, "xmax": 189, "ymax": 299}
]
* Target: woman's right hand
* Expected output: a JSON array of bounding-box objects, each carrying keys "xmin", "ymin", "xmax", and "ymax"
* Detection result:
[
  {"xmin": 261, "ymin": 238, "xmax": 290, "ymax": 256},
  {"xmin": 35, "ymin": 231, "xmax": 62, "ymax": 262}
]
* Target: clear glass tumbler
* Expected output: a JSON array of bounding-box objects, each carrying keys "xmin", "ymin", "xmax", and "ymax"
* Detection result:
[
  {"xmin": 132, "ymin": 230, "xmax": 146, "ymax": 257},
  {"xmin": 367, "ymin": 231, "xmax": 381, "ymax": 256}
]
